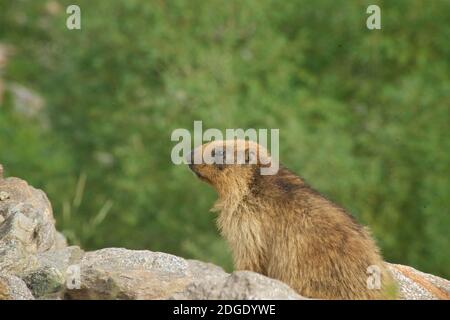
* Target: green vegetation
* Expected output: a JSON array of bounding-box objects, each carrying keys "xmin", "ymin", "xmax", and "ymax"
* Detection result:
[{"xmin": 0, "ymin": 0, "xmax": 449, "ymax": 277}]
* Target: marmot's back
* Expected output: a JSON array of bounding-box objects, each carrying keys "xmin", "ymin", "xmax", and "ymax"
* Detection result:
[{"xmin": 268, "ymin": 179, "xmax": 395, "ymax": 299}]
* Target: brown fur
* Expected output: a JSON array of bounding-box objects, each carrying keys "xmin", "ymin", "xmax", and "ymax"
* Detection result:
[{"xmin": 188, "ymin": 139, "xmax": 397, "ymax": 299}]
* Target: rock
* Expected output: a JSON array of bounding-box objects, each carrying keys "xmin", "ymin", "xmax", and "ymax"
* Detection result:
[
  {"xmin": 172, "ymin": 263, "xmax": 304, "ymax": 300},
  {"xmin": 0, "ymin": 209, "xmax": 38, "ymax": 250},
  {"xmin": 21, "ymin": 246, "xmax": 84, "ymax": 298},
  {"xmin": 0, "ymin": 177, "xmax": 57, "ymax": 254},
  {"xmin": 0, "ymin": 177, "xmax": 58, "ymax": 276},
  {"xmin": 64, "ymin": 249, "xmax": 304, "ymax": 300},
  {"xmin": 0, "ymin": 274, "xmax": 34, "ymax": 300},
  {"xmin": 54, "ymin": 231, "xmax": 68, "ymax": 250},
  {"xmin": 187, "ymin": 259, "xmax": 228, "ymax": 280},
  {"xmin": 65, "ymin": 248, "xmax": 191, "ymax": 300},
  {"xmin": 0, "ymin": 239, "xmax": 39, "ymax": 275},
  {"xmin": 36, "ymin": 246, "xmax": 84, "ymax": 273},
  {"xmin": 22, "ymin": 266, "xmax": 65, "ymax": 298},
  {"xmin": 388, "ymin": 263, "xmax": 450, "ymax": 300}
]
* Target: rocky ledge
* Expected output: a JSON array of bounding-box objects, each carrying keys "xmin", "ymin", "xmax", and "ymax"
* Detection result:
[{"xmin": 0, "ymin": 166, "xmax": 449, "ymax": 300}]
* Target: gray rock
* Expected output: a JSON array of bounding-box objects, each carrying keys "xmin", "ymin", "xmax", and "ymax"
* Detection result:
[
  {"xmin": 65, "ymin": 248, "xmax": 191, "ymax": 300},
  {"xmin": 53, "ymin": 231, "xmax": 68, "ymax": 250},
  {"xmin": 171, "ymin": 268, "xmax": 304, "ymax": 300},
  {"xmin": 22, "ymin": 266, "xmax": 65, "ymax": 298},
  {"xmin": 0, "ymin": 209, "xmax": 38, "ymax": 252},
  {"xmin": 0, "ymin": 177, "xmax": 57, "ymax": 254},
  {"xmin": 388, "ymin": 263, "xmax": 450, "ymax": 300},
  {"xmin": 0, "ymin": 239, "xmax": 39, "ymax": 275},
  {"xmin": 36, "ymin": 246, "xmax": 84, "ymax": 272},
  {"xmin": 0, "ymin": 177, "xmax": 58, "ymax": 277},
  {"xmin": 220, "ymin": 271, "xmax": 305, "ymax": 300},
  {"xmin": 0, "ymin": 274, "xmax": 34, "ymax": 300},
  {"xmin": 187, "ymin": 259, "xmax": 228, "ymax": 280},
  {"xmin": 20, "ymin": 246, "xmax": 84, "ymax": 298}
]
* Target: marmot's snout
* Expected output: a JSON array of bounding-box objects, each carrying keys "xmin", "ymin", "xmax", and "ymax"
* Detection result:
[
  {"xmin": 186, "ymin": 140, "xmax": 266, "ymax": 188},
  {"xmin": 186, "ymin": 145, "xmax": 217, "ymax": 184}
]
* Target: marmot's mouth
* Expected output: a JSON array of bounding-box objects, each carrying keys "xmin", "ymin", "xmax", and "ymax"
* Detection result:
[
  {"xmin": 194, "ymin": 172, "xmax": 212, "ymax": 184},
  {"xmin": 188, "ymin": 164, "xmax": 212, "ymax": 184}
]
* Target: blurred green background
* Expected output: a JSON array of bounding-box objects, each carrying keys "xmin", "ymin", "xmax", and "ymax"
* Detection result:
[{"xmin": 0, "ymin": 0, "xmax": 449, "ymax": 278}]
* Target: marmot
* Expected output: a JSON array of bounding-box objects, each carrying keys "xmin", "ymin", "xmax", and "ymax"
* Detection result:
[{"xmin": 187, "ymin": 139, "xmax": 397, "ymax": 299}]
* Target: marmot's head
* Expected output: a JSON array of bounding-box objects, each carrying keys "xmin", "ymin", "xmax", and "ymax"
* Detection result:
[{"xmin": 187, "ymin": 139, "xmax": 274, "ymax": 196}]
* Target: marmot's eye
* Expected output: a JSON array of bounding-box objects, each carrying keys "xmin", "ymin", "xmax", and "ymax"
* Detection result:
[
  {"xmin": 212, "ymin": 148, "xmax": 225, "ymax": 158},
  {"xmin": 212, "ymin": 148, "xmax": 226, "ymax": 166},
  {"xmin": 245, "ymin": 148, "xmax": 257, "ymax": 163}
]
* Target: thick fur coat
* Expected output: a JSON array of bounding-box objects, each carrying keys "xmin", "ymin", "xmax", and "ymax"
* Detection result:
[{"xmin": 188, "ymin": 139, "xmax": 397, "ymax": 299}]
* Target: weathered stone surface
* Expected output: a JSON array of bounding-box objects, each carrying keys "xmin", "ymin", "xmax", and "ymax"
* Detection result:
[
  {"xmin": 36, "ymin": 246, "xmax": 84, "ymax": 273},
  {"xmin": 0, "ymin": 177, "xmax": 58, "ymax": 277},
  {"xmin": 54, "ymin": 231, "xmax": 68, "ymax": 250},
  {"xmin": 0, "ymin": 239, "xmax": 39, "ymax": 275},
  {"xmin": 0, "ymin": 274, "xmax": 34, "ymax": 300},
  {"xmin": 0, "ymin": 177, "xmax": 57, "ymax": 254},
  {"xmin": 22, "ymin": 266, "xmax": 65, "ymax": 298},
  {"xmin": 388, "ymin": 263, "xmax": 450, "ymax": 300},
  {"xmin": 20, "ymin": 246, "xmax": 84, "ymax": 298},
  {"xmin": 172, "ymin": 266, "xmax": 304, "ymax": 300},
  {"xmin": 187, "ymin": 259, "xmax": 228, "ymax": 280},
  {"xmin": 65, "ymin": 248, "xmax": 191, "ymax": 300}
]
